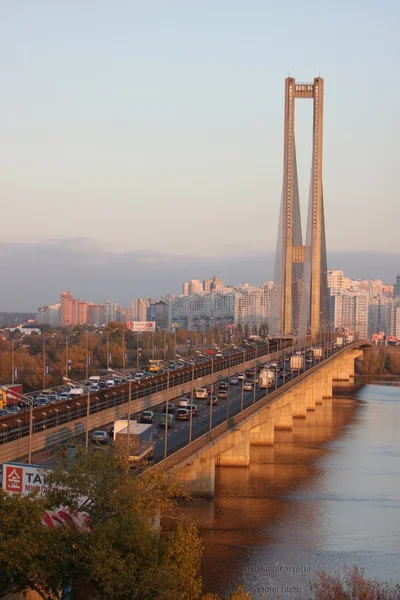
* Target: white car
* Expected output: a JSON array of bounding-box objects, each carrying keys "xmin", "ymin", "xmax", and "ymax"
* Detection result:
[
  {"xmin": 243, "ymin": 382, "xmax": 253, "ymax": 392},
  {"xmin": 195, "ymin": 388, "xmax": 208, "ymax": 400},
  {"xmin": 179, "ymin": 397, "xmax": 190, "ymax": 408},
  {"xmin": 134, "ymin": 372, "xmax": 146, "ymax": 381}
]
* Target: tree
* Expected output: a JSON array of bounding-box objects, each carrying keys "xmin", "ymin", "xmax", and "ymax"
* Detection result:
[{"xmin": 0, "ymin": 449, "xmax": 248, "ymax": 599}]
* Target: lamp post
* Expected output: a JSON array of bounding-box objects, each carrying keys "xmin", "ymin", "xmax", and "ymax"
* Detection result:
[
  {"xmin": 85, "ymin": 331, "xmax": 89, "ymax": 380},
  {"xmin": 122, "ymin": 329, "xmax": 126, "ymax": 373},
  {"xmin": 8, "ymin": 391, "xmax": 33, "ymax": 464},
  {"xmin": 64, "ymin": 377, "xmax": 91, "ymax": 451},
  {"xmin": 189, "ymin": 362, "xmax": 194, "ymax": 443},
  {"xmin": 127, "ymin": 380, "xmax": 132, "ymax": 459},
  {"xmin": 240, "ymin": 348, "xmax": 245, "ymax": 412},
  {"xmin": 209, "ymin": 355, "xmax": 214, "ymax": 432},
  {"xmin": 164, "ymin": 370, "xmax": 170, "ymax": 459},
  {"xmin": 11, "ymin": 336, "xmax": 25, "ymax": 384},
  {"xmin": 42, "ymin": 335, "xmax": 55, "ymax": 389}
]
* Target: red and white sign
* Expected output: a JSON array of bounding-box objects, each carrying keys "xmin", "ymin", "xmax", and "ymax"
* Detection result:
[
  {"xmin": 2, "ymin": 462, "xmax": 51, "ymax": 495},
  {"xmin": 130, "ymin": 321, "xmax": 155, "ymax": 332}
]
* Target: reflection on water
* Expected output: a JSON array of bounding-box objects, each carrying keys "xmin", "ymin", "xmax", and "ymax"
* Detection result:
[{"xmin": 179, "ymin": 386, "xmax": 400, "ymax": 598}]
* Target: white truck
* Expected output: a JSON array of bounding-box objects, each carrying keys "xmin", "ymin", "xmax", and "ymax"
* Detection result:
[
  {"xmin": 259, "ymin": 368, "xmax": 275, "ymax": 389},
  {"xmin": 312, "ymin": 347, "xmax": 323, "ymax": 360},
  {"xmin": 290, "ymin": 355, "xmax": 304, "ymax": 372},
  {"xmin": 335, "ymin": 336, "xmax": 344, "ymax": 348},
  {"xmin": 345, "ymin": 334, "xmax": 354, "ymax": 344},
  {"xmin": 113, "ymin": 420, "xmax": 155, "ymax": 465}
]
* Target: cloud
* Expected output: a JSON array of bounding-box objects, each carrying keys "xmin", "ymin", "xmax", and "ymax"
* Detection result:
[{"xmin": 0, "ymin": 240, "xmax": 398, "ymax": 312}]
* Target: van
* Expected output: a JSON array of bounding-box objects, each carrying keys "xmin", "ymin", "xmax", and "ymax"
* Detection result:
[
  {"xmin": 68, "ymin": 388, "xmax": 84, "ymax": 398},
  {"xmin": 89, "ymin": 376, "xmax": 101, "ymax": 384}
]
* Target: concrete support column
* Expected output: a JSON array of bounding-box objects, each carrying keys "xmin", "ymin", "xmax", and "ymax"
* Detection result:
[
  {"xmin": 314, "ymin": 375, "xmax": 323, "ymax": 405},
  {"xmin": 217, "ymin": 430, "xmax": 250, "ymax": 467},
  {"xmin": 322, "ymin": 371, "xmax": 332, "ymax": 399},
  {"xmin": 178, "ymin": 457, "xmax": 215, "ymax": 498},
  {"xmin": 249, "ymin": 411, "xmax": 275, "ymax": 446},
  {"xmin": 292, "ymin": 387, "xmax": 307, "ymax": 418},
  {"xmin": 305, "ymin": 383, "xmax": 316, "ymax": 411},
  {"xmin": 347, "ymin": 357, "xmax": 355, "ymax": 379},
  {"xmin": 274, "ymin": 397, "xmax": 293, "ymax": 430}
]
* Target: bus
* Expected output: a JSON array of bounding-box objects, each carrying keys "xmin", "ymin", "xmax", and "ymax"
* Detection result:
[{"xmin": 148, "ymin": 360, "xmax": 164, "ymax": 373}]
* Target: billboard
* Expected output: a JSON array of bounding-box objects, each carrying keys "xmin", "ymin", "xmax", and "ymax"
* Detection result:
[
  {"xmin": 131, "ymin": 321, "xmax": 155, "ymax": 332},
  {"xmin": 2, "ymin": 462, "xmax": 52, "ymax": 495}
]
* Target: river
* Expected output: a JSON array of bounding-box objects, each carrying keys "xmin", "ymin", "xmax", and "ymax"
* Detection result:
[{"xmin": 178, "ymin": 385, "xmax": 400, "ymax": 598}]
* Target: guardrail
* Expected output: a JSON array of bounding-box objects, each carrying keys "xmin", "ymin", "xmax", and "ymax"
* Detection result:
[{"xmin": 0, "ymin": 340, "xmax": 287, "ymax": 448}]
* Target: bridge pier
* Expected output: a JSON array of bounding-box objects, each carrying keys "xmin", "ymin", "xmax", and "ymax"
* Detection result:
[
  {"xmin": 248, "ymin": 408, "xmax": 275, "ymax": 446},
  {"xmin": 292, "ymin": 387, "xmax": 307, "ymax": 418},
  {"xmin": 305, "ymin": 384, "xmax": 316, "ymax": 411},
  {"xmin": 216, "ymin": 430, "xmax": 250, "ymax": 467},
  {"xmin": 314, "ymin": 375, "xmax": 323, "ymax": 405},
  {"xmin": 274, "ymin": 395, "xmax": 293, "ymax": 430},
  {"xmin": 322, "ymin": 369, "xmax": 333, "ymax": 399},
  {"xmin": 178, "ymin": 457, "xmax": 216, "ymax": 498}
]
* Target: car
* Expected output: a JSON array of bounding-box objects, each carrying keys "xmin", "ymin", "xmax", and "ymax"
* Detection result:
[
  {"xmin": 91, "ymin": 430, "xmax": 109, "ymax": 445},
  {"xmin": 229, "ymin": 377, "xmax": 239, "ymax": 385},
  {"xmin": 105, "ymin": 379, "xmax": 115, "ymax": 388},
  {"xmin": 133, "ymin": 372, "xmax": 146, "ymax": 381},
  {"xmin": 48, "ymin": 393, "xmax": 59, "ymax": 403},
  {"xmin": 178, "ymin": 397, "xmax": 190, "ymax": 408},
  {"xmin": 218, "ymin": 390, "xmax": 228, "ymax": 400},
  {"xmin": 195, "ymin": 388, "xmax": 208, "ymax": 400},
  {"xmin": 188, "ymin": 404, "xmax": 198, "ymax": 416},
  {"xmin": 252, "ymin": 376, "xmax": 259, "ymax": 384},
  {"xmin": 162, "ymin": 403, "xmax": 175, "ymax": 413},
  {"xmin": 215, "ymin": 353, "xmax": 223, "ymax": 358},
  {"xmin": 7, "ymin": 405, "xmax": 22, "ymax": 415},
  {"xmin": 107, "ymin": 425, "xmax": 114, "ymax": 438},
  {"xmin": 140, "ymin": 410, "xmax": 155, "ymax": 424},
  {"xmin": 34, "ymin": 397, "xmax": 50, "ymax": 408},
  {"xmin": 245, "ymin": 369, "xmax": 255, "ymax": 378},
  {"xmin": 218, "ymin": 382, "xmax": 228, "ymax": 390},
  {"xmin": 243, "ymin": 382, "xmax": 253, "ymax": 392},
  {"xmin": 59, "ymin": 392, "xmax": 70, "ymax": 400},
  {"xmin": 237, "ymin": 373, "xmax": 245, "ymax": 380},
  {"xmin": 175, "ymin": 408, "xmax": 190, "ymax": 421},
  {"xmin": 89, "ymin": 385, "xmax": 100, "ymax": 392},
  {"xmin": 176, "ymin": 362, "xmax": 185, "ymax": 369},
  {"xmin": 206, "ymin": 386, "xmax": 214, "ymax": 395},
  {"xmin": 98, "ymin": 380, "xmax": 107, "ymax": 389},
  {"xmin": 159, "ymin": 414, "xmax": 175, "ymax": 428},
  {"xmin": 0, "ymin": 408, "xmax": 9, "ymax": 417},
  {"xmin": 207, "ymin": 395, "xmax": 218, "ymax": 405}
]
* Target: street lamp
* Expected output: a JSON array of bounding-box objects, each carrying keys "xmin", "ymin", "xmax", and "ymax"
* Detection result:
[
  {"xmin": 42, "ymin": 334, "xmax": 55, "ymax": 389},
  {"xmin": 106, "ymin": 328, "xmax": 118, "ymax": 372},
  {"xmin": 64, "ymin": 376, "xmax": 91, "ymax": 451},
  {"xmin": 7, "ymin": 391, "xmax": 33, "ymax": 464},
  {"xmin": 240, "ymin": 348, "xmax": 246, "ymax": 412},
  {"xmin": 246, "ymin": 342, "xmax": 258, "ymax": 405},
  {"xmin": 209, "ymin": 355, "xmax": 214, "ymax": 431},
  {"xmin": 164, "ymin": 370, "xmax": 170, "ymax": 459},
  {"xmin": 11, "ymin": 335, "xmax": 25, "ymax": 384},
  {"xmin": 189, "ymin": 362, "xmax": 195, "ymax": 443}
]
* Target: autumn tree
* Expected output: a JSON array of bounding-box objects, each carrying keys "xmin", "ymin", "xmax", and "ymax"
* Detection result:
[{"xmin": 0, "ymin": 449, "xmax": 252, "ymax": 599}]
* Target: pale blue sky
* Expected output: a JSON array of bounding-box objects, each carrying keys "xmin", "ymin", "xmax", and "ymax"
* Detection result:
[{"xmin": 1, "ymin": 1, "xmax": 399, "ymax": 256}]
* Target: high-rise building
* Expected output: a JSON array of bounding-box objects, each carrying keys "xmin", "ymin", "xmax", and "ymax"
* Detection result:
[
  {"xmin": 61, "ymin": 291, "xmax": 75, "ymax": 326},
  {"xmin": 203, "ymin": 276, "xmax": 224, "ymax": 293},
  {"xmin": 330, "ymin": 290, "xmax": 369, "ymax": 338},
  {"xmin": 132, "ymin": 298, "xmax": 148, "ymax": 322},
  {"xmin": 369, "ymin": 296, "xmax": 396, "ymax": 337},
  {"xmin": 36, "ymin": 304, "xmax": 61, "ymax": 326},
  {"xmin": 327, "ymin": 270, "xmax": 344, "ymax": 291},
  {"xmin": 395, "ymin": 274, "xmax": 400, "ymax": 298}
]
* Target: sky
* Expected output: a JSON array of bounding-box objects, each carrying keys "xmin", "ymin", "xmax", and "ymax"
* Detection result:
[{"xmin": 1, "ymin": 1, "xmax": 399, "ymax": 308}]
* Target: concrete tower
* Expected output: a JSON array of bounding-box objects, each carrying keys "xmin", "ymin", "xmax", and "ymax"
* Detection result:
[{"xmin": 272, "ymin": 77, "xmax": 329, "ymax": 340}]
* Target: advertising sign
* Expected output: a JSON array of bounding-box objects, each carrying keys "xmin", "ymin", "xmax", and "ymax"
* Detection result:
[
  {"xmin": 131, "ymin": 321, "xmax": 156, "ymax": 333},
  {"xmin": 45, "ymin": 363, "xmax": 50, "ymax": 374},
  {"xmin": 14, "ymin": 368, "xmax": 18, "ymax": 381},
  {"xmin": 2, "ymin": 462, "xmax": 52, "ymax": 495},
  {"xmin": 88, "ymin": 355, "xmax": 92, "ymax": 367},
  {"xmin": 68, "ymin": 359, "xmax": 72, "ymax": 372}
]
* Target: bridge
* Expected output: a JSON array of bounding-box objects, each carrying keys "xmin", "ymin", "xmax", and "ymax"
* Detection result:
[{"xmin": 158, "ymin": 340, "xmax": 368, "ymax": 497}]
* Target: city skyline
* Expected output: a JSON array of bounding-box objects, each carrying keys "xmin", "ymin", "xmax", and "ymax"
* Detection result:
[
  {"xmin": 1, "ymin": 2, "xmax": 399, "ymax": 257},
  {"xmin": 0, "ymin": 239, "xmax": 398, "ymax": 312},
  {"xmin": 31, "ymin": 269, "xmax": 400, "ymax": 341}
]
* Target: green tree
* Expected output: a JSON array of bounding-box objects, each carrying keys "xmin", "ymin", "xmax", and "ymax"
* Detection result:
[{"xmin": 0, "ymin": 449, "xmax": 248, "ymax": 600}]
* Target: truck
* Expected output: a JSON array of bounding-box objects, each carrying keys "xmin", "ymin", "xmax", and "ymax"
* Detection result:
[
  {"xmin": 345, "ymin": 334, "xmax": 354, "ymax": 344},
  {"xmin": 205, "ymin": 349, "xmax": 217, "ymax": 357},
  {"xmin": 290, "ymin": 355, "xmax": 304, "ymax": 372},
  {"xmin": 259, "ymin": 368, "xmax": 275, "ymax": 389},
  {"xmin": 0, "ymin": 384, "xmax": 23, "ymax": 407},
  {"xmin": 335, "ymin": 336, "xmax": 344, "ymax": 348},
  {"xmin": 312, "ymin": 347, "xmax": 323, "ymax": 360},
  {"xmin": 113, "ymin": 420, "xmax": 155, "ymax": 465}
]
